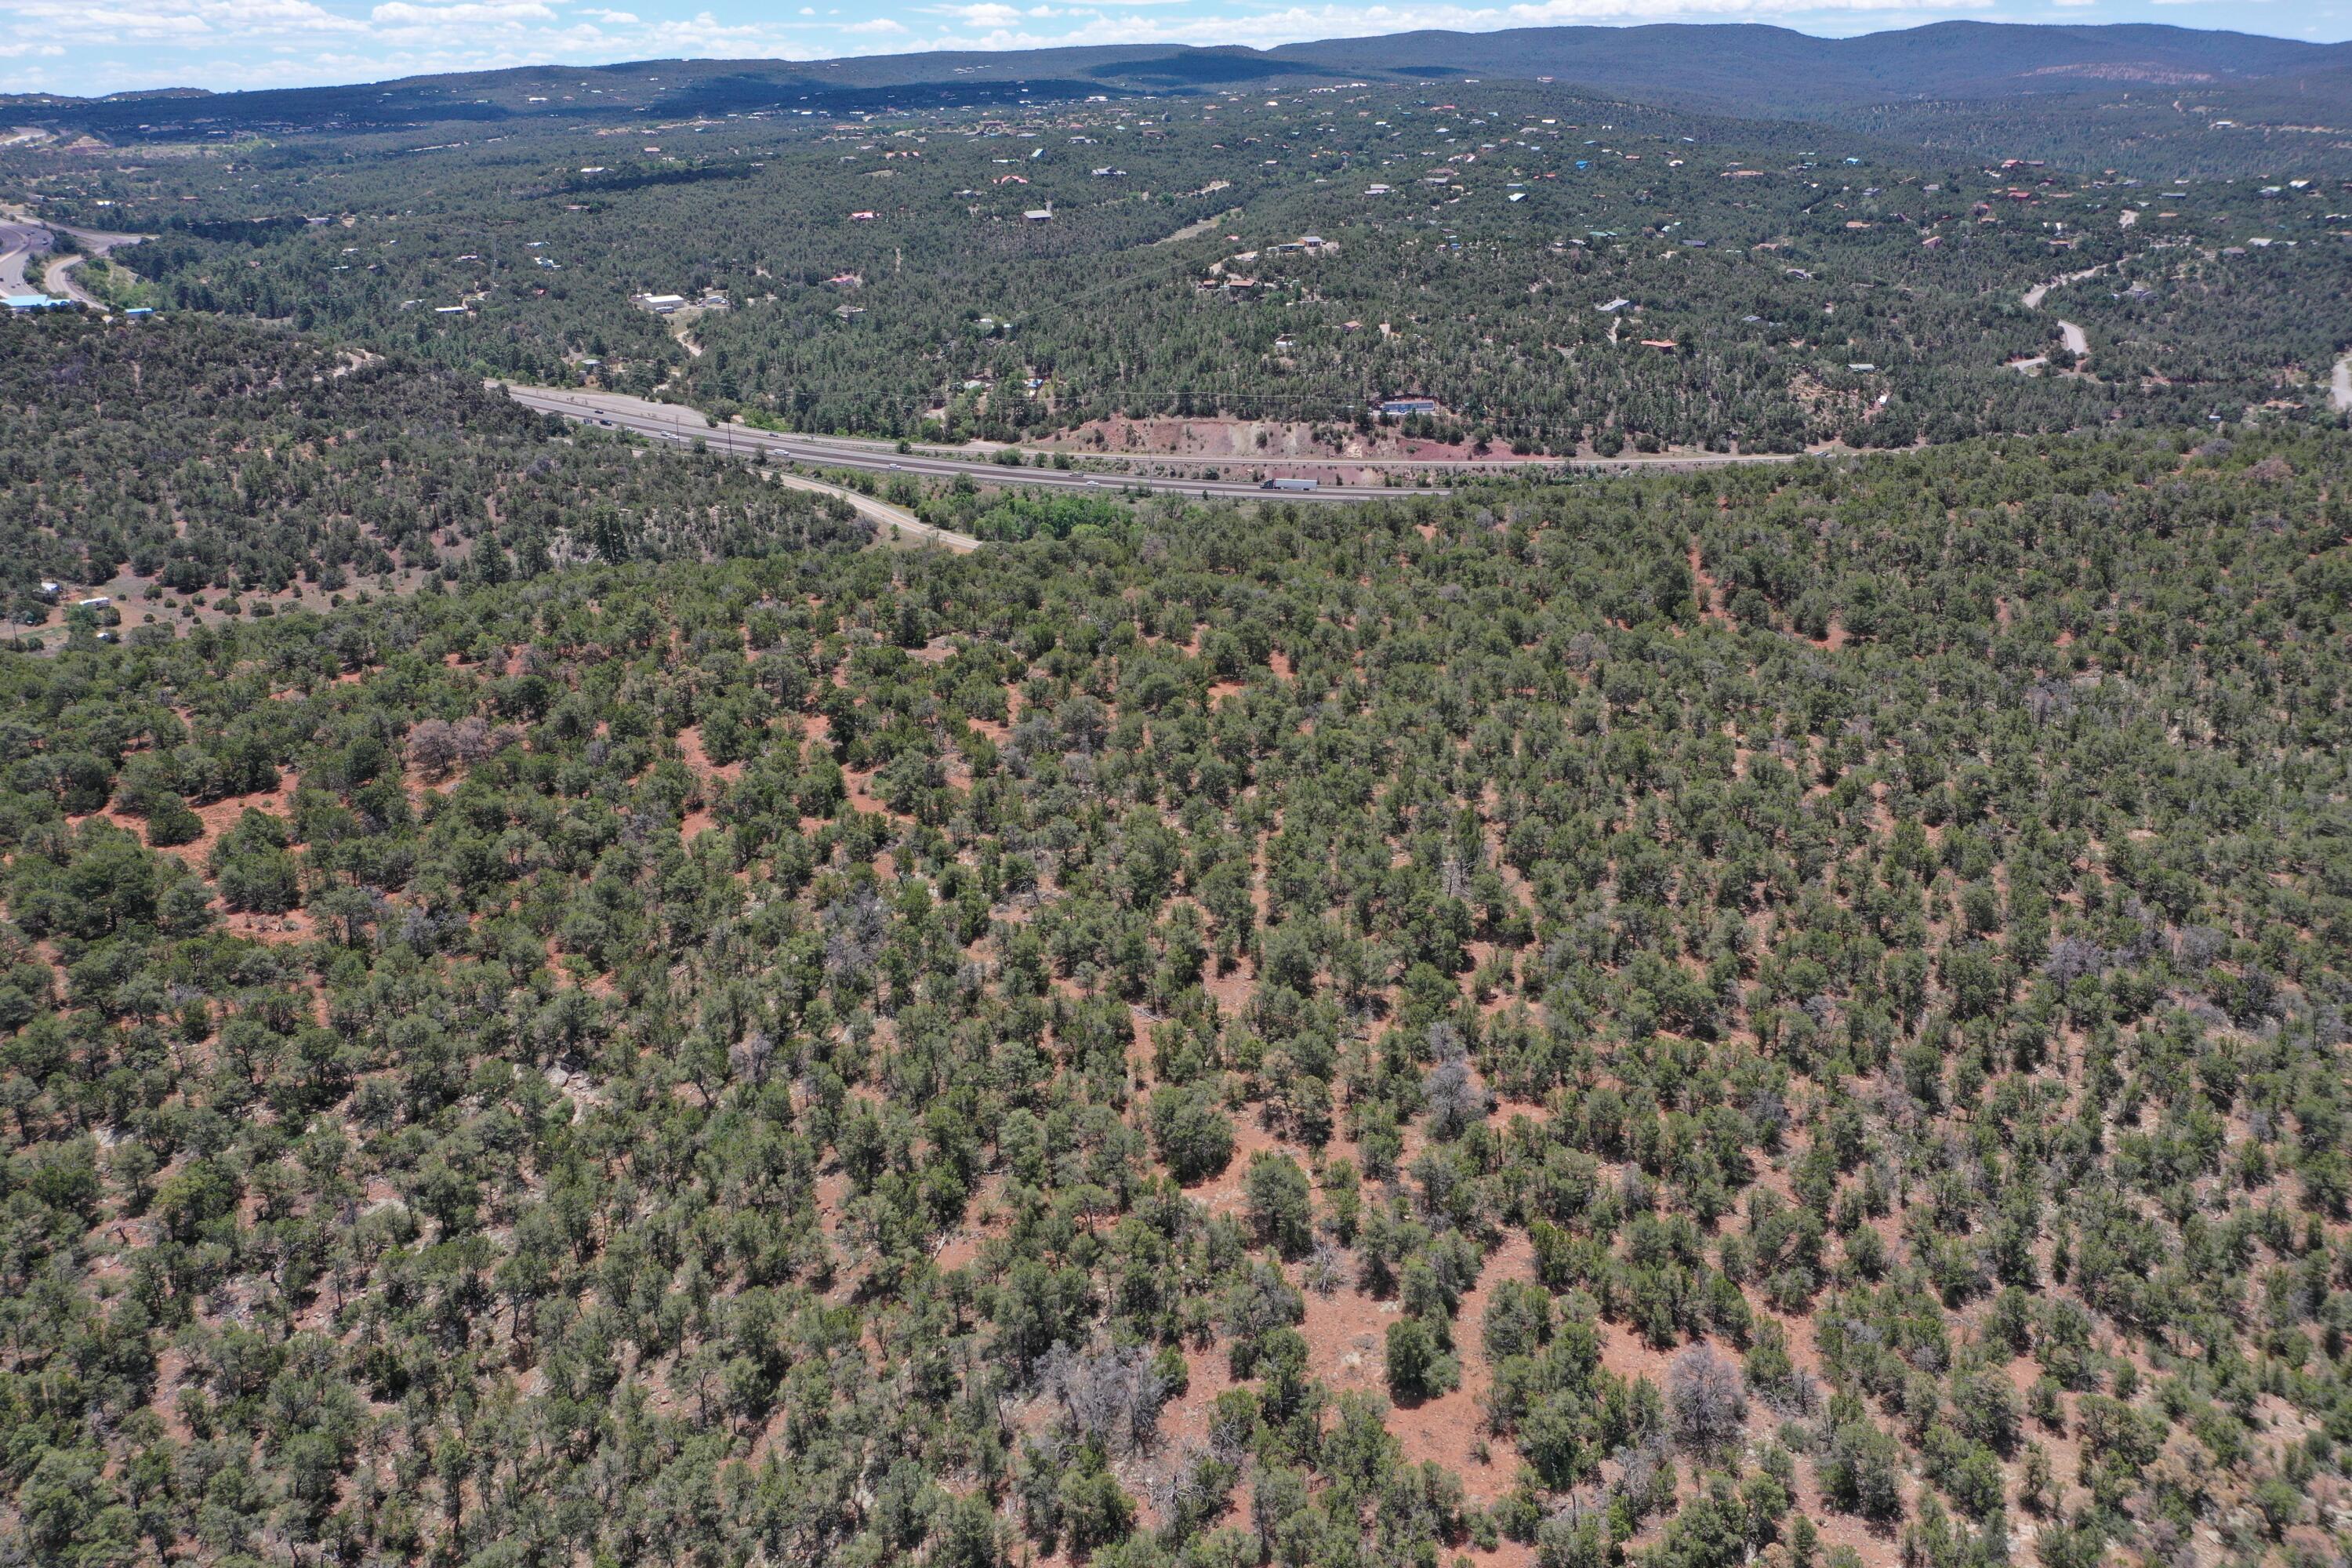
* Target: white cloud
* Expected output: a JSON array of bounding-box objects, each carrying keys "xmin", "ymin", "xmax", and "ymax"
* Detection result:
[
  {"xmin": 624, "ymin": 7, "xmax": 811, "ymax": 50},
  {"xmin": 931, "ymin": 1, "xmax": 1009, "ymax": 20},
  {"xmin": 0, "ymin": 0, "xmax": 363, "ymax": 43},
  {"xmin": 370, "ymin": 0, "xmax": 557, "ymax": 24},
  {"xmin": 842, "ymin": 13, "xmax": 908, "ymax": 27},
  {"xmin": 927, "ymin": 0, "xmax": 1039, "ymax": 23}
]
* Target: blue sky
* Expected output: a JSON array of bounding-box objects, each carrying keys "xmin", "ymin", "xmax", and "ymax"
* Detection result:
[{"xmin": 0, "ymin": 0, "xmax": 2343, "ymax": 98}]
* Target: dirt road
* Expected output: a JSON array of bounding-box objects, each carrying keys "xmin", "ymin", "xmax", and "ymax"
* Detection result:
[
  {"xmin": 768, "ymin": 472, "xmax": 978, "ymax": 553},
  {"xmin": 2022, "ymin": 263, "xmax": 2111, "ymax": 310}
]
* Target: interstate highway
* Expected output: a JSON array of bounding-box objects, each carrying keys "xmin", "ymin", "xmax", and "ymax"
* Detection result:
[
  {"xmin": 505, "ymin": 385, "xmax": 1806, "ymax": 494},
  {"xmin": 503, "ymin": 385, "xmax": 1441, "ymax": 502}
]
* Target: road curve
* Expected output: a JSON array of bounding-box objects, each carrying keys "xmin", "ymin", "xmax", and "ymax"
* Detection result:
[
  {"xmin": 2023, "ymin": 263, "xmax": 2110, "ymax": 310},
  {"xmin": 45, "ymin": 252, "xmax": 100, "ymax": 307},
  {"xmin": 0, "ymin": 207, "xmax": 150, "ymax": 305}
]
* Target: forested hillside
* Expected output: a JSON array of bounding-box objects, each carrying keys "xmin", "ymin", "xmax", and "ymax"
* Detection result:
[
  {"xmin": 15, "ymin": 80, "xmax": 2344, "ymax": 456},
  {"xmin": 4, "ymin": 423, "xmax": 2351, "ymax": 1568},
  {"xmin": 1269, "ymin": 23, "xmax": 2352, "ymax": 124},
  {"xmin": 7, "ymin": 23, "xmax": 2347, "ymax": 162},
  {"xmin": 0, "ymin": 315, "xmax": 869, "ymax": 635},
  {"xmin": 1826, "ymin": 69, "xmax": 2352, "ymax": 184}
]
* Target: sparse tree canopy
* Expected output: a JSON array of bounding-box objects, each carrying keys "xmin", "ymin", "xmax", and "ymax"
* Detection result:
[{"xmin": 0, "ymin": 284, "xmax": 2349, "ymax": 1568}]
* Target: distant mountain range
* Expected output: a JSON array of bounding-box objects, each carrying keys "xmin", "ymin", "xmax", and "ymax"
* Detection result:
[
  {"xmin": 5, "ymin": 21, "xmax": 2347, "ymax": 143},
  {"xmin": 1278, "ymin": 22, "xmax": 2352, "ymax": 116}
]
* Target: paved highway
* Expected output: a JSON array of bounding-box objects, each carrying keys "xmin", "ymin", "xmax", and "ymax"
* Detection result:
[
  {"xmin": 501, "ymin": 387, "xmax": 979, "ymax": 546},
  {"xmin": 506, "ymin": 384, "xmax": 1807, "ymax": 492},
  {"xmin": 45, "ymin": 253, "xmax": 100, "ymax": 307},
  {"xmin": 0, "ymin": 209, "xmax": 149, "ymax": 304},
  {"xmin": 506, "ymin": 386, "xmax": 1440, "ymax": 502},
  {"xmin": 0, "ymin": 220, "xmax": 49, "ymax": 296}
]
